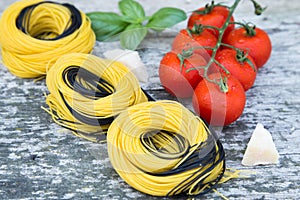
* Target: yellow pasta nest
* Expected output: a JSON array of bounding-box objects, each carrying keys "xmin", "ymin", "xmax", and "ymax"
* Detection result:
[
  {"xmin": 0, "ymin": 0, "xmax": 95, "ymax": 78},
  {"xmin": 107, "ymin": 100, "xmax": 234, "ymax": 196},
  {"xmin": 44, "ymin": 53, "xmax": 148, "ymax": 142}
]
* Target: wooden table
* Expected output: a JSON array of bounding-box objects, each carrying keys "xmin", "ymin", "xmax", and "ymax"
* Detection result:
[{"xmin": 0, "ymin": 0, "xmax": 299, "ymax": 199}]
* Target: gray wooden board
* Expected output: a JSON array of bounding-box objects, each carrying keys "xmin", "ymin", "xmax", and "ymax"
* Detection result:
[{"xmin": 0, "ymin": 0, "xmax": 299, "ymax": 199}]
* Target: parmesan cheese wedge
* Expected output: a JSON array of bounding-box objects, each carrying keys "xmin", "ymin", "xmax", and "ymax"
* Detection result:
[
  {"xmin": 242, "ymin": 123, "xmax": 279, "ymax": 166},
  {"xmin": 103, "ymin": 49, "xmax": 149, "ymax": 83}
]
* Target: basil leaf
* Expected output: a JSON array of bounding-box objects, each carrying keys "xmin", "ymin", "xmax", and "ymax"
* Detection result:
[
  {"xmin": 118, "ymin": 0, "xmax": 146, "ymax": 23},
  {"xmin": 87, "ymin": 12, "xmax": 130, "ymax": 42},
  {"xmin": 120, "ymin": 24, "xmax": 148, "ymax": 50},
  {"xmin": 146, "ymin": 7, "xmax": 187, "ymax": 31}
]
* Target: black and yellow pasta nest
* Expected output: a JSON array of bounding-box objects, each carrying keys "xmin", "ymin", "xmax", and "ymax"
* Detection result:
[
  {"xmin": 107, "ymin": 100, "xmax": 236, "ymax": 197},
  {"xmin": 0, "ymin": 0, "xmax": 95, "ymax": 78},
  {"xmin": 44, "ymin": 53, "xmax": 148, "ymax": 142}
]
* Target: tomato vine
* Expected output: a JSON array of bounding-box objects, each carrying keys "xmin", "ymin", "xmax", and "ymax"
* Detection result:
[{"xmin": 183, "ymin": 0, "xmax": 266, "ymax": 92}]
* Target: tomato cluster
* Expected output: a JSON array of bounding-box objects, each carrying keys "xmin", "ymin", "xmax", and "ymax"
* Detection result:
[{"xmin": 159, "ymin": 1, "xmax": 272, "ymax": 126}]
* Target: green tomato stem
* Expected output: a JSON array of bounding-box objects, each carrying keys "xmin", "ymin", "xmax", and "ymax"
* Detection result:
[
  {"xmin": 214, "ymin": 60, "xmax": 230, "ymax": 74},
  {"xmin": 201, "ymin": 0, "xmax": 241, "ymax": 92},
  {"xmin": 250, "ymin": 0, "xmax": 267, "ymax": 15},
  {"xmin": 221, "ymin": 43, "xmax": 257, "ymax": 71},
  {"xmin": 232, "ymin": 21, "xmax": 257, "ymax": 36}
]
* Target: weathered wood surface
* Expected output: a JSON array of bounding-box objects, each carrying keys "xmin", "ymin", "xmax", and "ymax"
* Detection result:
[{"xmin": 0, "ymin": 0, "xmax": 299, "ymax": 199}]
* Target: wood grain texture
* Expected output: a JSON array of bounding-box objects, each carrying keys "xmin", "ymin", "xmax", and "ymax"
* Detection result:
[{"xmin": 0, "ymin": 0, "xmax": 299, "ymax": 199}]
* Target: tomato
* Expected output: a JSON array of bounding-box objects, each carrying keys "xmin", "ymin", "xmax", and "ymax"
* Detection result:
[
  {"xmin": 159, "ymin": 51, "xmax": 207, "ymax": 98},
  {"xmin": 223, "ymin": 26, "xmax": 272, "ymax": 68},
  {"xmin": 171, "ymin": 27, "xmax": 217, "ymax": 61},
  {"xmin": 215, "ymin": 49, "xmax": 257, "ymax": 91},
  {"xmin": 187, "ymin": 4, "xmax": 234, "ymax": 38},
  {"xmin": 192, "ymin": 73, "xmax": 246, "ymax": 126}
]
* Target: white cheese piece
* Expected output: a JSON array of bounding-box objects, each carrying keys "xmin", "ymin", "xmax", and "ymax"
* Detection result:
[
  {"xmin": 242, "ymin": 123, "xmax": 279, "ymax": 166},
  {"xmin": 103, "ymin": 49, "xmax": 149, "ymax": 83}
]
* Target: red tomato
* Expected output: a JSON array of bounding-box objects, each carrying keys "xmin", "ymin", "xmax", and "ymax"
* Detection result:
[
  {"xmin": 187, "ymin": 5, "xmax": 234, "ymax": 38},
  {"xmin": 159, "ymin": 51, "xmax": 207, "ymax": 98},
  {"xmin": 215, "ymin": 49, "xmax": 257, "ymax": 91},
  {"xmin": 171, "ymin": 28, "xmax": 217, "ymax": 61},
  {"xmin": 223, "ymin": 26, "xmax": 272, "ymax": 68},
  {"xmin": 192, "ymin": 73, "xmax": 246, "ymax": 126}
]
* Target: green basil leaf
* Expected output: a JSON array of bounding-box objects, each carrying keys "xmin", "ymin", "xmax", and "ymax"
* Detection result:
[
  {"xmin": 118, "ymin": 0, "xmax": 146, "ymax": 23},
  {"xmin": 87, "ymin": 12, "xmax": 130, "ymax": 42},
  {"xmin": 146, "ymin": 7, "xmax": 187, "ymax": 31},
  {"xmin": 120, "ymin": 24, "xmax": 148, "ymax": 50}
]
